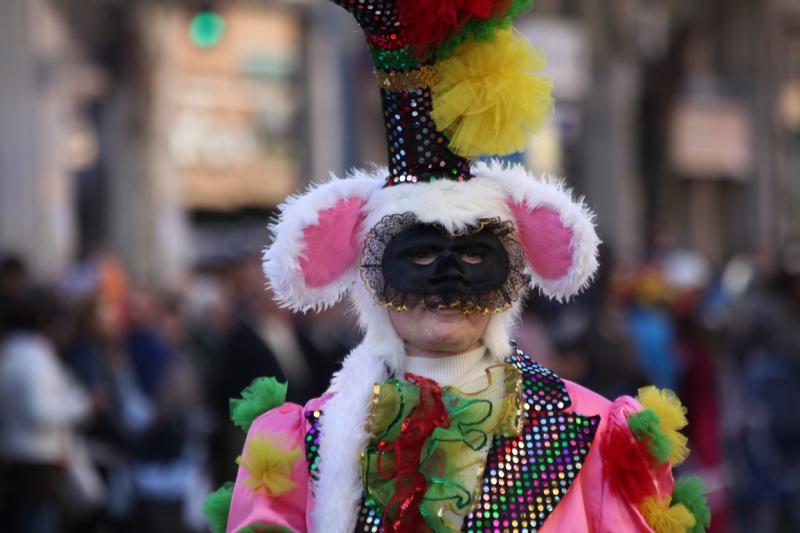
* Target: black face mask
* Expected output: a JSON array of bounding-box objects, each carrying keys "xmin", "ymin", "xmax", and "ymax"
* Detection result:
[{"xmin": 381, "ymin": 223, "xmax": 511, "ymax": 296}]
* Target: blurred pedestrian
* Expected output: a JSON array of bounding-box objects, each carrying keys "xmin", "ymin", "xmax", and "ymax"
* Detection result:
[
  {"xmin": 623, "ymin": 264, "xmax": 682, "ymax": 391},
  {"xmin": 62, "ymin": 293, "xmax": 134, "ymax": 532},
  {"xmin": 664, "ymin": 251, "xmax": 731, "ymax": 532},
  {"xmin": 127, "ymin": 290, "xmax": 174, "ymax": 399},
  {"xmin": 128, "ymin": 291, "xmax": 206, "ymax": 533},
  {"xmin": 725, "ymin": 245, "xmax": 800, "ymax": 531},
  {"xmin": 0, "ymin": 288, "xmax": 93, "ymax": 533},
  {"xmin": 0, "ymin": 254, "xmax": 29, "ymax": 341}
]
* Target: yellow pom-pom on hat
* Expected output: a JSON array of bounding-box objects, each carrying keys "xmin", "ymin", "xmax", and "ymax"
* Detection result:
[
  {"xmin": 431, "ymin": 29, "xmax": 554, "ymax": 157},
  {"xmin": 636, "ymin": 386, "xmax": 690, "ymax": 466},
  {"xmin": 639, "ymin": 495, "xmax": 696, "ymax": 533},
  {"xmin": 236, "ymin": 433, "xmax": 301, "ymax": 496}
]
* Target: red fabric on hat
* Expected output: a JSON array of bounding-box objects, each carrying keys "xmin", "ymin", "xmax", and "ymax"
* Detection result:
[{"xmin": 397, "ymin": 0, "xmax": 510, "ymax": 56}]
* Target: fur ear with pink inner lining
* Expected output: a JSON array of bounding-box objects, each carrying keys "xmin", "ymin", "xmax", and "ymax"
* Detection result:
[
  {"xmin": 263, "ymin": 173, "xmax": 382, "ymax": 312},
  {"xmin": 473, "ymin": 161, "xmax": 600, "ymax": 300},
  {"xmin": 509, "ymin": 203, "xmax": 575, "ymax": 282}
]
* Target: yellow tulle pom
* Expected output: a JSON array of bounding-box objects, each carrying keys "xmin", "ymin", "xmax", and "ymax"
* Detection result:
[
  {"xmin": 637, "ymin": 386, "xmax": 690, "ymax": 465},
  {"xmin": 639, "ymin": 496, "xmax": 696, "ymax": 533},
  {"xmin": 236, "ymin": 433, "xmax": 301, "ymax": 496},
  {"xmin": 431, "ymin": 29, "xmax": 553, "ymax": 157}
]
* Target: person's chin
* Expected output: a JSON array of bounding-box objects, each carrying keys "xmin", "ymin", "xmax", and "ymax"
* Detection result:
[{"xmin": 426, "ymin": 313, "xmax": 469, "ymax": 340}]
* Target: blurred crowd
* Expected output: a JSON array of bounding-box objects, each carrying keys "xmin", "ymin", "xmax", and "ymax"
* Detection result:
[
  {"xmin": 0, "ymin": 253, "xmax": 357, "ymax": 533},
  {"xmin": 516, "ymin": 244, "xmax": 800, "ymax": 533},
  {"xmin": 1, "ymin": 244, "xmax": 800, "ymax": 533}
]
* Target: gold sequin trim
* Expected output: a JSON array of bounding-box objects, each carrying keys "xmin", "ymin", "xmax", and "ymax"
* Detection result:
[{"xmin": 374, "ymin": 66, "xmax": 440, "ymax": 92}]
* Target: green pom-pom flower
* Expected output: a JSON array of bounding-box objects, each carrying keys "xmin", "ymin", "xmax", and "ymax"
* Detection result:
[
  {"xmin": 435, "ymin": 0, "xmax": 534, "ymax": 60},
  {"xmin": 672, "ymin": 476, "xmax": 711, "ymax": 533},
  {"xmin": 627, "ymin": 408, "xmax": 672, "ymax": 464},
  {"xmin": 230, "ymin": 377, "xmax": 288, "ymax": 432},
  {"xmin": 203, "ymin": 482, "xmax": 234, "ymax": 533}
]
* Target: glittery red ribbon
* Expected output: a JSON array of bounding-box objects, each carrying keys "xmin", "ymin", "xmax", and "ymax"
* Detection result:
[{"xmin": 380, "ymin": 373, "xmax": 450, "ymax": 533}]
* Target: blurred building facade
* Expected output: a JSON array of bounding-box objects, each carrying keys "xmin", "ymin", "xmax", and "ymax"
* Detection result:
[
  {"xmin": 0, "ymin": 0, "xmax": 85, "ymax": 277},
  {"xmin": 0, "ymin": 0, "xmax": 798, "ymax": 284},
  {"xmin": 524, "ymin": 0, "xmax": 800, "ymax": 267}
]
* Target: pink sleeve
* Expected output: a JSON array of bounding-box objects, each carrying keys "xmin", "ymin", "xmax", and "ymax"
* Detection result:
[
  {"xmin": 581, "ymin": 395, "xmax": 673, "ymax": 533},
  {"xmin": 227, "ymin": 402, "xmax": 311, "ymax": 533},
  {"xmin": 541, "ymin": 385, "xmax": 673, "ymax": 533}
]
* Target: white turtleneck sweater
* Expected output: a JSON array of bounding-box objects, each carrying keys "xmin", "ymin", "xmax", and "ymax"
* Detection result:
[{"xmin": 403, "ymin": 345, "xmax": 495, "ymax": 390}]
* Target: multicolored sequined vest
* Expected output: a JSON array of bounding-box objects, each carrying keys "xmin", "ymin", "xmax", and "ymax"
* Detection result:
[{"xmin": 304, "ymin": 348, "xmax": 600, "ymax": 532}]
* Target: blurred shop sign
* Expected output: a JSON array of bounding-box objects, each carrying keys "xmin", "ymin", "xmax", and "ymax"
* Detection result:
[
  {"xmin": 189, "ymin": 10, "xmax": 225, "ymax": 48},
  {"xmin": 160, "ymin": 4, "xmax": 303, "ymax": 210},
  {"xmin": 781, "ymin": 81, "xmax": 800, "ymax": 131},
  {"xmin": 669, "ymin": 98, "xmax": 752, "ymax": 180},
  {"xmin": 517, "ymin": 18, "xmax": 590, "ymax": 102}
]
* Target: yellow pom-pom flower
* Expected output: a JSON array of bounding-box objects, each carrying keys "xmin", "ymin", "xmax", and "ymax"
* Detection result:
[
  {"xmin": 639, "ymin": 495, "xmax": 696, "ymax": 533},
  {"xmin": 431, "ymin": 29, "xmax": 553, "ymax": 157},
  {"xmin": 236, "ymin": 433, "xmax": 301, "ymax": 496},
  {"xmin": 636, "ymin": 386, "xmax": 690, "ymax": 466}
]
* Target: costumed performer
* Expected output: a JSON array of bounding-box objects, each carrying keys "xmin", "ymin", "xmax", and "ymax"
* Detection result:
[{"xmin": 204, "ymin": 0, "xmax": 711, "ymax": 531}]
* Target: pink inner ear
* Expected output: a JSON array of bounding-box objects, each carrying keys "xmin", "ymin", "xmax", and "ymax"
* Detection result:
[
  {"xmin": 509, "ymin": 202, "xmax": 574, "ymax": 280},
  {"xmin": 299, "ymin": 197, "xmax": 366, "ymax": 288}
]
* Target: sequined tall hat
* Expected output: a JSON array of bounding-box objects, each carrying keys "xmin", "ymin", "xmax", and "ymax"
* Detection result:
[
  {"xmin": 262, "ymin": 0, "xmax": 600, "ymax": 361},
  {"xmin": 329, "ymin": 0, "xmax": 553, "ymax": 185}
]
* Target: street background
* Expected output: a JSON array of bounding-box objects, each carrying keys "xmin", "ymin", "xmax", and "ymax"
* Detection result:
[{"xmin": 1, "ymin": 0, "xmax": 799, "ymax": 531}]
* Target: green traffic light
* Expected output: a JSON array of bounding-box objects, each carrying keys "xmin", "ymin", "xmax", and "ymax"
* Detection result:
[{"xmin": 190, "ymin": 11, "xmax": 225, "ymax": 48}]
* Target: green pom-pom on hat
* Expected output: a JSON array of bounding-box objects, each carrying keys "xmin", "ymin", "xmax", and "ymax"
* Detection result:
[
  {"xmin": 230, "ymin": 377, "xmax": 288, "ymax": 432},
  {"xmin": 627, "ymin": 408, "xmax": 672, "ymax": 464},
  {"xmin": 435, "ymin": 0, "xmax": 534, "ymax": 60},
  {"xmin": 672, "ymin": 475, "xmax": 711, "ymax": 533},
  {"xmin": 203, "ymin": 482, "xmax": 234, "ymax": 533}
]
